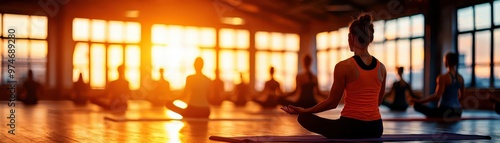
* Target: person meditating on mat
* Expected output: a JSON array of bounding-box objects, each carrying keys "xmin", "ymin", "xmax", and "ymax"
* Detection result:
[
  {"xmin": 20, "ymin": 70, "xmax": 43, "ymax": 105},
  {"xmin": 153, "ymin": 68, "xmax": 171, "ymax": 101},
  {"xmin": 282, "ymin": 13, "xmax": 387, "ymax": 139},
  {"xmin": 280, "ymin": 55, "xmax": 327, "ymax": 108},
  {"xmin": 165, "ymin": 57, "xmax": 212, "ymax": 118},
  {"xmin": 489, "ymin": 95, "xmax": 500, "ymax": 114},
  {"xmin": 71, "ymin": 73, "xmax": 90, "ymax": 104},
  {"xmin": 209, "ymin": 69, "xmax": 225, "ymax": 106},
  {"xmin": 252, "ymin": 67, "xmax": 284, "ymax": 108},
  {"xmin": 382, "ymin": 67, "xmax": 420, "ymax": 111},
  {"xmin": 91, "ymin": 65, "xmax": 131, "ymax": 112},
  {"xmin": 230, "ymin": 73, "xmax": 250, "ymax": 106},
  {"xmin": 411, "ymin": 53, "xmax": 464, "ymax": 119}
]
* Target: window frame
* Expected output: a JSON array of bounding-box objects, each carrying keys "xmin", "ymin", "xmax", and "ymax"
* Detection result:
[
  {"xmin": 72, "ymin": 18, "xmax": 142, "ymax": 89},
  {"xmin": 455, "ymin": 1, "xmax": 498, "ymax": 88},
  {"xmin": 373, "ymin": 14, "xmax": 426, "ymax": 91},
  {"xmin": 316, "ymin": 14, "xmax": 425, "ymax": 92},
  {"xmin": 1, "ymin": 14, "xmax": 48, "ymax": 84}
]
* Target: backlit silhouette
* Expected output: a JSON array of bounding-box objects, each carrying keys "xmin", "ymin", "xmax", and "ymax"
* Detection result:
[
  {"xmin": 252, "ymin": 67, "xmax": 283, "ymax": 108},
  {"xmin": 71, "ymin": 73, "xmax": 90, "ymax": 104},
  {"xmin": 20, "ymin": 70, "xmax": 43, "ymax": 105},
  {"xmin": 91, "ymin": 65, "xmax": 131, "ymax": 112},
  {"xmin": 280, "ymin": 55, "xmax": 327, "ymax": 108},
  {"xmin": 165, "ymin": 57, "xmax": 212, "ymax": 118},
  {"xmin": 382, "ymin": 67, "xmax": 420, "ymax": 111}
]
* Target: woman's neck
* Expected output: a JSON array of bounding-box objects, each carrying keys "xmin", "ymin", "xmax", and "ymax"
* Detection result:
[
  {"xmin": 353, "ymin": 48, "xmax": 370, "ymax": 57},
  {"xmin": 447, "ymin": 66, "xmax": 457, "ymax": 74}
]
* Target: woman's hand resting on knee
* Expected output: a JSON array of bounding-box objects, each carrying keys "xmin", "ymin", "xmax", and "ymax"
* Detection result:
[{"xmin": 281, "ymin": 105, "xmax": 306, "ymax": 115}]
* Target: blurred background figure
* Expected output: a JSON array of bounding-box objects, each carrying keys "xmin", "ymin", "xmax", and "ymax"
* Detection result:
[
  {"xmin": 152, "ymin": 68, "xmax": 171, "ymax": 103},
  {"xmin": 490, "ymin": 95, "xmax": 500, "ymax": 114},
  {"xmin": 165, "ymin": 57, "xmax": 212, "ymax": 118},
  {"xmin": 252, "ymin": 67, "xmax": 283, "ymax": 108},
  {"xmin": 229, "ymin": 73, "xmax": 250, "ymax": 106},
  {"xmin": 280, "ymin": 55, "xmax": 327, "ymax": 108},
  {"xmin": 20, "ymin": 70, "xmax": 43, "ymax": 105},
  {"xmin": 71, "ymin": 73, "xmax": 90, "ymax": 104},
  {"xmin": 209, "ymin": 69, "xmax": 225, "ymax": 106},
  {"xmin": 91, "ymin": 65, "xmax": 131, "ymax": 113},
  {"xmin": 412, "ymin": 53, "xmax": 463, "ymax": 119},
  {"xmin": 382, "ymin": 67, "xmax": 420, "ymax": 111}
]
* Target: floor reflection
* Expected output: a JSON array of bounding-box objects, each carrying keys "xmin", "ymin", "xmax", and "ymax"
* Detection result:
[{"xmin": 163, "ymin": 121, "xmax": 185, "ymax": 143}]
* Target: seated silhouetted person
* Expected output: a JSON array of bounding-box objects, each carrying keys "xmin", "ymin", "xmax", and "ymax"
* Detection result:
[
  {"xmin": 489, "ymin": 95, "xmax": 500, "ymax": 114},
  {"xmin": 412, "ymin": 53, "xmax": 463, "ymax": 120},
  {"xmin": 230, "ymin": 73, "xmax": 249, "ymax": 106},
  {"xmin": 382, "ymin": 67, "xmax": 420, "ymax": 111},
  {"xmin": 153, "ymin": 68, "xmax": 171, "ymax": 101},
  {"xmin": 280, "ymin": 55, "xmax": 327, "ymax": 109},
  {"xmin": 92, "ymin": 65, "xmax": 130, "ymax": 112},
  {"xmin": 20, "ymin": 70, "xmax": 42, "ymax": 105},
  {"xmin": 209, "ymin": 69, "xmax": 225, "ymax": 106},
  {"xmin": 165, "ymin": 57, "xmax": 212, "ymax": 118},
  {"xmin": 71, "ymin": 73, "xmax": 90, "ymax": 104},
  {"xmin": 253, "ymin": 67, "xmax": 283, "ymax": 108}
]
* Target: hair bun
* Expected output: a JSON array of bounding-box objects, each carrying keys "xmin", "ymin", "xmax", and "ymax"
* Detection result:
[{"xmin": 358, "ymin": 14, "xmax": 372, "ymax": 24}]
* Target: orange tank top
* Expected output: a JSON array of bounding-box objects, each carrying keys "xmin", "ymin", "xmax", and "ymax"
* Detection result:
[{"xmin": 340, "ymin": 57, "xmax": 382, "ymax": 121}]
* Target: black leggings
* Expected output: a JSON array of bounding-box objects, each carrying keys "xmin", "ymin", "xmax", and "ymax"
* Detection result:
[
  {"xmin": 297, "ymin": 114, "xmax": 383, "ymax": 139},
  {"xmin": 165, "ymin": 102, "xmax": 210, "ymax": 118},
  {"xmin": 414, "ymin": 103, "xmax": 462, "ymax": 119}
]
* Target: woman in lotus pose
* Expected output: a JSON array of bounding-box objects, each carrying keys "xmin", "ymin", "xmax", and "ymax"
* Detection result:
[
  {"xmin": 412, "ymin": 53, "xmax": 464, "ymax": 120},
  {"xmin": 382, "ymin": 67, "xmax": 420, "ymax": 111},
  {"xmin": 165, "ymin": 57, "xmax": 212, "ymax": 118},
  {"xmin": 280, "ymin": 55, "xmax": 327, "ymax": 108},
  {"xmin": 282, "ymin": 13, "xmax": 387, "ymax": 139}
]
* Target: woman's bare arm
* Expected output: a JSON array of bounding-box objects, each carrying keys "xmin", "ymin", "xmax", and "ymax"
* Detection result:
[
  {"xmin": 378, "ymin": 64, "xmax": 387, "ymax": 106},
  {"xmin": 416, "ymin": 76, "xmax": 446, "ymax": 103},
  {"xmin": 301, "ymin": 62, "xmax": 347, "ymax": 113}
]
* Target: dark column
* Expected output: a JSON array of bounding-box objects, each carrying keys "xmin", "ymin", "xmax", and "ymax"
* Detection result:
[{"xmin": 424, "ymin": 0, "xmax": 442, "ymax": 96}]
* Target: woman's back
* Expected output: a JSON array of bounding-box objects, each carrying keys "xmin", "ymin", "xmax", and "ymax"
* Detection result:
[
  {"xmin": 393, "ymin": 81, "xmax": 409, "ymax": 106},
  {"xmin": 439, "ymin": 73, "xmax": 462, "ymax": 108},
  {"xmin": 296, "ymin": 72, "xmax": 317, "ymax": 107},
  {"xmin": 341, "ymin": 56, "xmax": 383, "ymax": 121},
  {"xmin": 265, "ymin": 79, "xmax": 280, "ymax": 95},
  {"xmin": 186, "ymin": 74, "xmax": 212, "ymax": 107}
]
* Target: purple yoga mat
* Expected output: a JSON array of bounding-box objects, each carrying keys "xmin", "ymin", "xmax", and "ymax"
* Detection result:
[{"xmin": 209, "ymin": 133, "xmax": 491, "ymax": 142}]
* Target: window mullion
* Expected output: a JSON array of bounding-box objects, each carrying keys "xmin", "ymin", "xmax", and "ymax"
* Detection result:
[{"xmin": 490, "ymin": 1, "xmax": 495, "ymax": 88}]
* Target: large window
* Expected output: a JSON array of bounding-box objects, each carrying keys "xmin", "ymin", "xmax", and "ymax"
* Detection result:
[
  {"xmin": 219, "ymin": 28, "xmax": 249, "ymax": 91},
  {"xmin": 255, "ymin": 32, "xmax": 299, "ymax": 92},
  {"xmin": 316, "ymin": 28, "xmax": 350, "ymax": 90},
  {"xmin": 151, "ymin": 25, "xmax": 216, "ymax": 90},
  {"xmin": 72, "ymin": 18, "xmax": 141, "ymax": 89},
  {"xmin": 1, "ymin": 14, "xmax": 48, "ymax": 84},
  {"xmin": 457, "ymin": 2, "xmax": 500, "ymax": 88},
  {"xmin": 316, "ymin": 14, "xmax": 425, "ymax": 91}
]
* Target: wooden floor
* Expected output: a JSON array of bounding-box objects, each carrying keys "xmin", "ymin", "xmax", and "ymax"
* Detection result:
[{"xmin": 0, "ymin": 100, "xmax": 498, "ymax": 143}]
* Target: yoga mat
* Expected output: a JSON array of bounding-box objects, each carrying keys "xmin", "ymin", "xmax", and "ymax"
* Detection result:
[
  {"xmin": 383, "ymin": 116, "xmax": 500, "ymax": 122},
  {"xmin": 104, "ymin": 116, "xmax": 272, "ymax": 122},
  {"xmin": 209, "ymin": 133, "xmax": 491, "ymax": 142}
]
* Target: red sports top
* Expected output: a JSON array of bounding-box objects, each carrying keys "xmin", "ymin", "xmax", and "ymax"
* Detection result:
[{"xmin": 340, "ymin": 57, "xmax": 382, "ymax": 121}]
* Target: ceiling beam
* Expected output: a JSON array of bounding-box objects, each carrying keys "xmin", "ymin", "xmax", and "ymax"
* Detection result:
[
  {"xmin": 243, "ymin": 0, "xmax": 323, "ymax": 23},
  {"xmin": 217, "ymin": 0, "xmax": 303, "ymax": 30}
]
